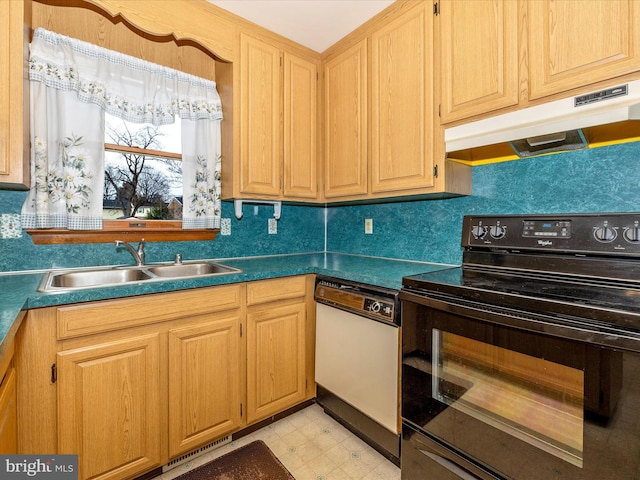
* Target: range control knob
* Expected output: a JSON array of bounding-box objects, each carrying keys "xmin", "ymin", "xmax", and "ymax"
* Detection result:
[
  {"xmin": 623, "ymin": 226, "xmax": 640, "ymax": 243},
  {"xmin": 471, "ymin": 225, "xmax": 487, "ymax": 239},
  {"xmin": 594, "ymin": 224, "xmax": 617, "ymax": 243},
  {"xmin": 489, "ymin": 225, "xmax": 506, "ymax": 239}
]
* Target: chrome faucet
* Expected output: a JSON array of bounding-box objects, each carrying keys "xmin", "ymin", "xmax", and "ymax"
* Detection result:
[{"xmin": 114, "ymin": 238, "xmax": 146, "ymax": 266}]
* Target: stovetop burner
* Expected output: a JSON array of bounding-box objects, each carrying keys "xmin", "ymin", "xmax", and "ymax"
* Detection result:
[
  {"xmin": 402, "ymin": 213, "xmax": 640, "ymax": 337},
  {"xmin": 404, "ymin": 266, "xmax": 640, "ymax": 333}
]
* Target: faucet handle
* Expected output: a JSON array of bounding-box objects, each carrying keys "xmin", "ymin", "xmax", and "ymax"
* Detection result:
[
  {"xmin": 174, "ymin": 253, "xmax": 183, "ymax": 265},
  {"xmin": 114, "ymin": 239, "xmax": 146, "ymax": 266}
]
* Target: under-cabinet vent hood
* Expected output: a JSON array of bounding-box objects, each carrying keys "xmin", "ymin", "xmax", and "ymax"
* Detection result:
[{"xmin": 445, "ymin": 80, "xmax": 640, "ymax": 158}]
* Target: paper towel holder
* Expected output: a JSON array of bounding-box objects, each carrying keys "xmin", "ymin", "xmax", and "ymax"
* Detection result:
[{"xmin": 234, "ymin": 200, "xmax": 281, "ymax": 220}]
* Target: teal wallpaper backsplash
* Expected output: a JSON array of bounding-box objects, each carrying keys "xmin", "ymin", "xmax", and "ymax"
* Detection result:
[
  {"xmin": 0, "ymin": 195, "xmax": 325, "ymax": 272},
  {"xmin": 1, "ymin": 141, "xmax": 639, "ymax": 273},
  {"xmin": 326, "ymin": 141, "xmax": 640, "ymax": 265}
]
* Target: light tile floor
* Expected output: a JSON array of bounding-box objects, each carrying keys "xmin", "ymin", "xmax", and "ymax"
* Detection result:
[{"xmin": 154, "ymin": 403, "xmax": 401, "ymax": 480}]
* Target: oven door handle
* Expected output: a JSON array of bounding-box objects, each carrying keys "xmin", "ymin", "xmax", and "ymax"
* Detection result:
[
  {"xmin": 419, "ymin": 450, "xmax": 480, "ymax": 480},
  {"xmin": 409, "ymin": 430, "xmax": 503, "ymax": 480},
  {"xmin": 400, "ymin": 290, "xmax": 640, "ymax": 353}
]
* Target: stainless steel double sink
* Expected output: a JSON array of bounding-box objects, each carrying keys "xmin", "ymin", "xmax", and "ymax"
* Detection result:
[{"xmin": 38, "ymin": 261, "xmax": 241, "ymax": 292}]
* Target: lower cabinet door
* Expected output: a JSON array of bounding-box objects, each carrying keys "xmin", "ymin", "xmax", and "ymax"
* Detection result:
[
  {"xmin": 0, "ymin": 368, "xmax": 17, "ymax": 453},
  {"xmin": 167, "ymin": 315, "xmax": 242, "ymax": 458},
  {"xmin": 57, "ymin": 333, "xmax": 162, "ymax": 480},
  {"xmin": 246, "ymin": 302, "xmax": 306, "ymax": 424}
]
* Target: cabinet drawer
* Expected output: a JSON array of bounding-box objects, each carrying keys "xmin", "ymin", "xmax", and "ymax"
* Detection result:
[
  {"xmin": 246, "ymin": 276, "xmax": 308, "ymax": 306},
  {"xmin": 57, "ymin": 284, "xmax": 242, "ymax": 339}
]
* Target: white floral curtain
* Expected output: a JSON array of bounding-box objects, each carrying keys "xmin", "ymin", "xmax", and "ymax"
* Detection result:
[
  {"xmin": 182, "ymin": 119, "xmax": 222, "ymax": 229},
  {"xmin": 22, "ymin": 27, "xmax": 223, "ymax": 230},
  {"xmin": 22, "ymin": 82, "xmax": 105, "ymax": 229}
]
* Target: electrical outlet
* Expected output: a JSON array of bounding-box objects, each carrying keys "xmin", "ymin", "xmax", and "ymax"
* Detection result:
[
  {"xmin": 220, "ymin": 218, "xmax": 231, "ymax": 236},
  {"xmin": 268, "ymin": 218, "xmax": 278, "ymax": 234},
  {"xmin": 365, "ymin": 218, "xmax": 373, "ymax": 234},
  {"xmin": 0, "ymin": 214, "xmax": 22, "ymax": 239}
]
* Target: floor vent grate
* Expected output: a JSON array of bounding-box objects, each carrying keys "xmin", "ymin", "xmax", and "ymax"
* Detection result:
[{"xmin": 162, "ymin": 435, "xmax": 232, "ymax": 472}]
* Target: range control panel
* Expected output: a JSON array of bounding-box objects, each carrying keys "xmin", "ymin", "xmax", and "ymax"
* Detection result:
[
  {"xmin": 463, "ymin": 213, "xmax": 640, "ymax": 255},
  {"xmin": 314, "ymin": 276, "xmax": 400, "ymax": 326}
]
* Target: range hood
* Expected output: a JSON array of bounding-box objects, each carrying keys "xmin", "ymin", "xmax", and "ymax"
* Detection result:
[{"xmin": 445, "ymin": 80, "xmax": 640, "ymax": 159}]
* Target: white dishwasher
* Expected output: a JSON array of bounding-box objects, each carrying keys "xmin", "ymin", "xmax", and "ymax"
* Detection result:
[{"xmin": 314, "ymin": 276, "xmax": 401, "ymax": 464}]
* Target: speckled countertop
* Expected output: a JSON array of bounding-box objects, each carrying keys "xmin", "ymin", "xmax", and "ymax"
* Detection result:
[{"xmin": 0, "ymin": 252, "xmax": 456, "ymax": 359}]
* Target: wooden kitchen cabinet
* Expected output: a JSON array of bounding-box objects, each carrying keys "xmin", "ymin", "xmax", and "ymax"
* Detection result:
[
  {"xmin": 17, "ymin": 284, "xmax": 243, "ymax": 480},
  {"xmin": 438, "ymin": 0, "xmax": 520, "ymax": 124},
  {"xmin": 323, "ymin": 39, "xmax": 369, "ymax": 199},
  {"xmin": 245, "ymin": 276, "xmax": 314, "ymax": 424},
  {"xmin": 283, "ymin": 51, "xmax": 318, "ymax": 199},
  {"xmin": 440, "ymin": 0, "xmax": 640, "ymax": 126},
  {"xmin": 235, "ymin": 33, "xmax": 318, "ymax": 201},
  {"xmin": 0, "ymin": 0, "xmax": 30, "ymax": 189},
  {"xmin": 239, "ymin": 34, "xmax": 282, "ymax": 198},
  {"xmin": 16, "ymin": 278, "xmax": 316, "ymax": 479},
  {"xmin": 322, "ymin": 1, "xmax": 471, "ymax": 202},
  {"xmin": 370, "ymin": 2, "xmax": 435, "ymax": 194},
  {"xmin": 168, "ymin": 313, "xmax": 241, "ymax": 458},
  {"xmin": 0, "ymin": 341, "xmax": 17, "ymax": 453},
  {"xmin": 528, "ymin": 0, "xmax": 640, "ymax": 101},
  {"xmin": 57, "ymin": 332, "xmax": 163, "ymax": 480}
]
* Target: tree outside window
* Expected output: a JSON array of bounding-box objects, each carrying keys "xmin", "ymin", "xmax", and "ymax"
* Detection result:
[{"xmin": 104, "ymin": 115, "xmax": 183, "ymax": 221}]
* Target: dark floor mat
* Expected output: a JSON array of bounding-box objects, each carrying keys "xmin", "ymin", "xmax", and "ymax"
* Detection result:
[{"xmin": 173, "ymin": 440, "xmax": 295, "ymax": 480}]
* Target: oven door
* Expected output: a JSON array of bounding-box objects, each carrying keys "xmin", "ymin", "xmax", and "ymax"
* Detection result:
[{"xmin": 400, "ymin": 290, "xmax": 640, "ymax": 480}]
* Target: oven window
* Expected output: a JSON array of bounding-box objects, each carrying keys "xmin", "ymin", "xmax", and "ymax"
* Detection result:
[{"xmin": 433, "ymin": 330, "xmax": 585, "ymax": 467}]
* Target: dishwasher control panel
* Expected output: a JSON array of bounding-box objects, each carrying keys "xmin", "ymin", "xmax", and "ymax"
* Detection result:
[{"xmin": 314, "ymin": 276, "xmax": 400, "ymax": 326}]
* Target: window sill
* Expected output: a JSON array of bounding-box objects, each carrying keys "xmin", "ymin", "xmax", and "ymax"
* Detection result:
[{"xmin": 27, "ymin": 220, "xmax": 218, "ymax": 244}]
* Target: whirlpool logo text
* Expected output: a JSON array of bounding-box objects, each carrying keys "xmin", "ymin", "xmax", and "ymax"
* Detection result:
[{"xmin": 1, "ymin": 456, "xmax": 77, "ymax": 480}]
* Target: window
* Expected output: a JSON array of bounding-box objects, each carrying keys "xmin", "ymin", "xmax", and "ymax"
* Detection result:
[
  {"xmin": 23, "ymin": 28, "xmax": 223, "ymax": 244},
  {"xmin": 104, "ymin": 115, "xmax": 183, "ymax": 221}
]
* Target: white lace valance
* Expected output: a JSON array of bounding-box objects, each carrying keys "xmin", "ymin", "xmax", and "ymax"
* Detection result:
[{"xmin": 28, "ymin": 27, "xmax": 223, "ymax": 126}]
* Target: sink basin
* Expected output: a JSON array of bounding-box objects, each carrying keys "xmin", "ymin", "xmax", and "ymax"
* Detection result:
[
  {"xmin": 49, "ymin": 268, "xmax": 152, "ymax": 288},
  {"xmin": 146, "ymin": 262, "xmax": 238, "ymax": 277},
  {"xmin": 39, "ymin": 261, "xmax": 242, "ymax": 292}
]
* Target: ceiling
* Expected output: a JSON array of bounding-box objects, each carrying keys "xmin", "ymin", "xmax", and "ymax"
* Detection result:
[{"xmin": 207, "ymin": 0, "xmax": 395, "ymax": 53}]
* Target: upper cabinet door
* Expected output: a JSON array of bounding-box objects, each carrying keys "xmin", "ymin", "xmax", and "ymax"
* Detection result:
[
  {"xmin": 323, "ymin": 39, "xmax": 368, "ymax": 198},
  {"xmin": 283, "ymin": 52, "xmax": 318, "ymax": 199},
  {"xmin": 240, "ymin": 34, "xmax": 282, "ymax": 197},
  {"xmin": 529, "ymin": 0, "xmax": 640, "ymax": 100},
  {"xmin": 370, "ymin": 3, "xmax": 435, "ymax": 193},
  {"xmin": 439, "ymin": 0, "xmax": 520, "ymax": 124},
  {"xmin": 0, "ymin": 0, "xmax": 29, "ymax": 189}
]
